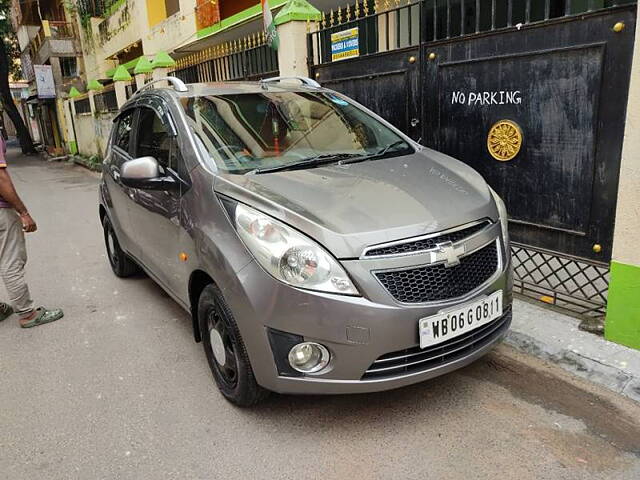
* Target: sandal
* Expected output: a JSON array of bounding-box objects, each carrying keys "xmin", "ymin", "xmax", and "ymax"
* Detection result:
[
  {"xmin": 0, "ymin": 302, "xmax": 13, "ymax": 322},
  {"xmin": 20, "ymin": 307, "xmax": 64, "ymax": 328}
]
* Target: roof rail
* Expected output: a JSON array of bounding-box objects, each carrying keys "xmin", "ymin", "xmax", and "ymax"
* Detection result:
[
  {"xmin": 134, "ymin": 76, "xmax": 188, "ymax": 96},
  {"xmin": 260, "ymin": 76, "xmax": 321, "ymax": 88}
]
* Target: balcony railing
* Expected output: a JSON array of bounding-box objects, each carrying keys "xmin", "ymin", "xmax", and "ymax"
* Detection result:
[
  {"xmin": 47, "ymin": 21, "xmax": 77, "ymax": 38},
  {"xmin": 30, "ymin": 21, "xmax": 79, "ymax": 59},
  {"xmin": 77, "ymin": 0, "xmax": 124, "ymax": 19},
  {"xmin": 196, "ymin": 0, "xmax": 221, "ymax": 30}
]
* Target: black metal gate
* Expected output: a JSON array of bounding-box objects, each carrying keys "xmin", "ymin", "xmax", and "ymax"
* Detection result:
[
  {"xmin": 309, "ymin": 1, "xmax": 637, "ymax": 317},
  {"xmin": 422, "ymin": 6, "xmax": 636, "ymax": 263}
]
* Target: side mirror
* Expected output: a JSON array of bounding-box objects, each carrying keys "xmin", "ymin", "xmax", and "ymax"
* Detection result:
[{"xmin": 120, "ymin": 156, "xmax": 177, "ymax": 191}]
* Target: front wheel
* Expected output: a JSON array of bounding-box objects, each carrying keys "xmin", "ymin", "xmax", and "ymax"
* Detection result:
[
  {"xmin": 198, "ymin": 284, "xmax": 268, "ymax": 407},
  {"xmin": 103, "ymin": 216, "xmax": 140, "ymax": 278}
]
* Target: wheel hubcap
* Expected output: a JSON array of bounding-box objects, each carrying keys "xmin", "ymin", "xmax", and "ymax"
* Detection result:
[
  {"xmin": 207, "ymin": 308, "xmax": 238, "ymax": 387},
  {"xmin": 209, "ymin": 328, "xmax": 226, "ymax": 366},
  {"xmin": 107, "ymin": 230, "xmax": 118, "ymax": 265}
]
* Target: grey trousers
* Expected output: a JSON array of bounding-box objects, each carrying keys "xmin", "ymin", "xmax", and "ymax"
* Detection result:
[{"xmin": 0, "ymin": 208, "xmax": 34, "ymax": 315}]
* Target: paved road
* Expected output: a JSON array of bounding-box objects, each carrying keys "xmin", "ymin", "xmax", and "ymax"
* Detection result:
[{"xmin": 1, "ymin": 151, "xmax": 639, "ymax": 480}]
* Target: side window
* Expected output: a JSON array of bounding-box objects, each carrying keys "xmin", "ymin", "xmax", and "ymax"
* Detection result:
[
  {"xmin": 135, "ymin": 108, "xmax": 172, "ymax": 170},
  {"xmin": 114, "ymin": 110, "xmax": 134, "ymax": 153}
]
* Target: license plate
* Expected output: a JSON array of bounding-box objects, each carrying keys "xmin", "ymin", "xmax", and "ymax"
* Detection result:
[{"xmin": 418, "ymin": 290, "xmax": 503, "ymax": 349}]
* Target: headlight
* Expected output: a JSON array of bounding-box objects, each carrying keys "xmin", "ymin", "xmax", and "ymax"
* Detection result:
[
  {"xmin": 489, "ymin": 187, "xmax": 509, "ymax": 247},
  {"xmin": 234, "ymin": 203, "xmax": 359, "ymax": 295}
]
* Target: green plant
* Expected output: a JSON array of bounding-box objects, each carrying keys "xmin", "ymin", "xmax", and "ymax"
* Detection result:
[{"xmin": 64, "ymin": 1, "xmax": 78, "ymax": 14}]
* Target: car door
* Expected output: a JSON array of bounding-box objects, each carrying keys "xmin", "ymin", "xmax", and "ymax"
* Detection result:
[
  {"xmin": 104, "ymin": 108, "xmax": 137, "ymax": 254},
  {"xmin": 127, "ymin": 99, "xmax": 187, "ymax": 295}
]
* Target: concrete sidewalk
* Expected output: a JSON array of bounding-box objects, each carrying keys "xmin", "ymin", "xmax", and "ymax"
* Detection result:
[{"xmin": 507, "ymin": 298, "xmax": 640, "ymax": 402}]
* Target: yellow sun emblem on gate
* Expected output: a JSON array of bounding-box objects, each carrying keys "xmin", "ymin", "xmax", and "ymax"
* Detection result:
[{"xmin": 487, "ymin": 120, "xmax": 523, "ymax": 161}]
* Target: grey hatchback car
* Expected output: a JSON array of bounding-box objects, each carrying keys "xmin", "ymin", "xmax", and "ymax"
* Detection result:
[{"xmin": 99, "ymin": 76, "xmax": 513, "ymax": 406}]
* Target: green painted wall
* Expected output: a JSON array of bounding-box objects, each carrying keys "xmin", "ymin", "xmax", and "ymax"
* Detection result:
[{"xmin": 605, "ymin": 261, "xmax": 640, "ymax": 350}]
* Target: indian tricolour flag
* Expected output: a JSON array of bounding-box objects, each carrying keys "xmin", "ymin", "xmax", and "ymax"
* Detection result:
[{"xmin": 261, "ymin": 0, "xmax": 280, "ymax": 50}]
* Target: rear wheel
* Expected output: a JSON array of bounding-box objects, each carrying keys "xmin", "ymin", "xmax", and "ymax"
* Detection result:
[
  {"xmin": 103, "ymin": 216, "xmax": 140, "ymax": 278},
  {"xmin": 198, "ymin": 283, "xmax": 268, "ymax": 407}
]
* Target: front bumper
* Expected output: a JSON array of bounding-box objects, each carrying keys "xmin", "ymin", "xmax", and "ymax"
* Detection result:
[{"xmin": 222, "ymin": 249, "xmax": 513, "ymax": 395}]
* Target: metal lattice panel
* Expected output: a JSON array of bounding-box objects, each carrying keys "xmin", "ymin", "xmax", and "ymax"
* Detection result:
[{"xmin": 511, "ymin": 243, "xmax": 609, "ymax": 318}]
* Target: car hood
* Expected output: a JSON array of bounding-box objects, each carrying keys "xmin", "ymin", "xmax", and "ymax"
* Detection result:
[{"xmin": 214, "ymin": 148, "xmax": 498, "ymax": 259}]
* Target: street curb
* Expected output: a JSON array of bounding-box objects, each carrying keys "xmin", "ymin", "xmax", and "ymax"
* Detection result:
[
  {"xmin": 37, "ymin": 151, "xmax": 103, "ymax": 175},
  {"xmin": 505, "ymin": 299, "xmax": 640, "ymax": 403},
  {"xmin": 69, "ymin": 155, "xmax": 103, "ymax": 172}
]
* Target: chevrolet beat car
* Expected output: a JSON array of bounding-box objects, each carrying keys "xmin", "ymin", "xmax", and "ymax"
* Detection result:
[{"xmin": 99, "ymin": 76, "xmax": 513, "ymax": 406}]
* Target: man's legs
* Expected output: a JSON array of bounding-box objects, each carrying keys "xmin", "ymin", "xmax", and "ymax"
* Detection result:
[
  {"xmin": 0, "ymin": 209, "xmax": 62, "ymax": 327},
  {"xmin": 0, "ymin": 208, "xmax": 35, "ymax": 318}
]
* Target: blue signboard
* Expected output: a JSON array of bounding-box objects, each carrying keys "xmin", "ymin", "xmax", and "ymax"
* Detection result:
[{"xmin": 331, "ymin": 27, "xmax": 359, "ymax": 62}]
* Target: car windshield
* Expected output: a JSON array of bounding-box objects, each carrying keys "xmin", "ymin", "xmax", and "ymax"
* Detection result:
[{"xmin": 181, "ymin": 90, "xmax": 413, "ymax": 174}]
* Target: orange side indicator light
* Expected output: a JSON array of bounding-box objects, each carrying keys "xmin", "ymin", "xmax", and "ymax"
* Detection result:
[
  {"xmin": 539, "ymin": 295, "xmax": 554, "ymax": 304},
  {"xmin": 179, "ymin": 252, "xmax": 188, "ymax": 262}
]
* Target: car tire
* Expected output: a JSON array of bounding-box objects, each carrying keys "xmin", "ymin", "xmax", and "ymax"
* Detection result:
[
  {"xmin": 198, "ymin": 283, "xmax": 269, "ymax": 407},
  {"xmin": 103, "ymin": 216, "xmax": 140, "ymax": 278}
]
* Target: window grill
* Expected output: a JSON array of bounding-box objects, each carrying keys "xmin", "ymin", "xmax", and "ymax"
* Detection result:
[
  {"xmin": 95, "ymin": 89, "xmax": 119, "ymax": 113},
  {"xmin": 74, "ymin": 97, "xmax": 91, "ymax": 114}
]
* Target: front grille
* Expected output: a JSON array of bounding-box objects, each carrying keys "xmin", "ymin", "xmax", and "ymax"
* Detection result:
[
  {"xmin": 364, "ymin": 221, "xmax": 490, "ymax": 257},
  {"xmin": 376, "ymin": 242, "xmax": 499, "ymax": 303},
  {"xmin": 362, "ymin": 309, "xmax": 511, "ymax": 380}
]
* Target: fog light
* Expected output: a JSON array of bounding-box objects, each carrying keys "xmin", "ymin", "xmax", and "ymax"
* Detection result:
[{"xmin": 288, "ymin": 342, "xmax": 330, "ymax": 374}]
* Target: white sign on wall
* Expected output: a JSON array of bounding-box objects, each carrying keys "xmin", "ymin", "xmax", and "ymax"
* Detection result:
[{"xmin": 34, "ymin": 65, "xmax": 56, "ymax": 99}]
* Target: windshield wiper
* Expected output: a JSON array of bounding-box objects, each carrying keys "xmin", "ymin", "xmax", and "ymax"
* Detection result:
[
  {"xmin": 251, "ymin": 153, "xmax": 362, "ymax": 174},
  {"xmin": 338, "ymin": 140, "xmax": 410, "ymax": 166},
  {"xmin": 249, "ymin": 142, "xmax": 410, "ymax": 174}
]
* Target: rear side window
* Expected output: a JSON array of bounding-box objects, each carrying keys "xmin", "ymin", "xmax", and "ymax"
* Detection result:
[
  {"xmin": 135, "ymin": 108, "xmax": 172, "ymax": 169},
  {"xmin": 114, "ymin": 110, "xmax": 134, "ymax": 153}
]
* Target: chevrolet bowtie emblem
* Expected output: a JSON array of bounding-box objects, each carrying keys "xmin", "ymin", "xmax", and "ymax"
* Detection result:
[{"xmin": 432, "ymin": 241, "xmax": 465, "ymax": 268}]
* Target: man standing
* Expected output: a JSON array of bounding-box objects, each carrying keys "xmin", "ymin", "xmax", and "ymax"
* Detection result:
[{"xmin": 0, "ymin": 130, "xmax": 63, "ymax": 327}]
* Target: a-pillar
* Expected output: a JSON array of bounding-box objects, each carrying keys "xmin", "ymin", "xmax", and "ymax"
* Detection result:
[
  {"xmin": 134, "ymin": 57, "xmax": 153, "ymax": 90},
  {"xmin": 274, "ymin": 0, "xmax": 322, "ymax": 78},
  {"xmin": 151, "ymin": 51, "xmax": 176, "ymax": 88},
  {"xmin": 605, "ymin": 17, "xmax": 640, "ymax": 351},
  {"xmin": 112, "ymin": 65, "xmax": 132, "ymax": 108}
]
